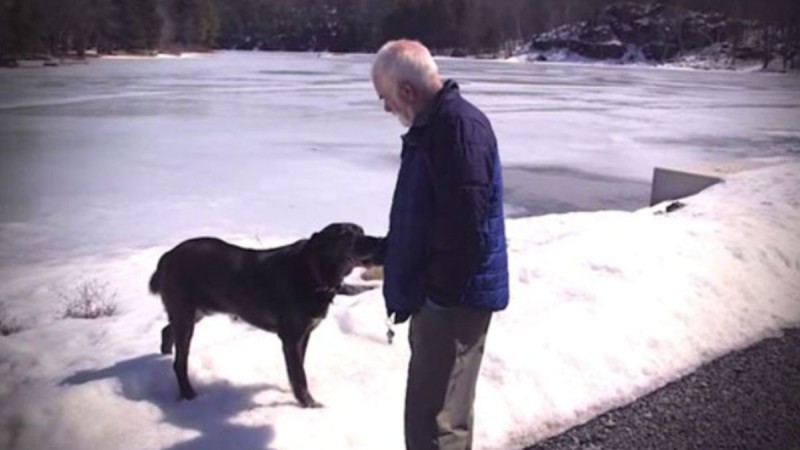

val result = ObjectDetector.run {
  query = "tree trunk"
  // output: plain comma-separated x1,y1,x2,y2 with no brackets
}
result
762,27,772,70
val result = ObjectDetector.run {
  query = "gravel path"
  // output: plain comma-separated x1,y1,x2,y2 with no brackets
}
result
524,328,800,450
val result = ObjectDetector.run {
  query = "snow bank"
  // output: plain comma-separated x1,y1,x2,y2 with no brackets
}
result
1,158,798,449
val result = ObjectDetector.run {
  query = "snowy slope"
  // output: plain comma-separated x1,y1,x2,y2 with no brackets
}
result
1,158,798,450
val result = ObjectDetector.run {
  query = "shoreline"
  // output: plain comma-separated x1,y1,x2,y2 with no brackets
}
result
3,48,794,75
99,52,209,60
2,50,211,68
503,52,798,75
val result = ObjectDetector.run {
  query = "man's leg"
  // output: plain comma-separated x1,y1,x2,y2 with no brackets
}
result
405,304,492,450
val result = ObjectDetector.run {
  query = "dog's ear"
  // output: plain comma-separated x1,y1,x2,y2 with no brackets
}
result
304,232,325,262
304,231,330,256
304,231,347,288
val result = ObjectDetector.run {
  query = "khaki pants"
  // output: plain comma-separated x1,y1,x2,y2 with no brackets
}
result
405,304,492,450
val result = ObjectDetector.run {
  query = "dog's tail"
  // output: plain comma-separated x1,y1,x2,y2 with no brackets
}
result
149,259,162,295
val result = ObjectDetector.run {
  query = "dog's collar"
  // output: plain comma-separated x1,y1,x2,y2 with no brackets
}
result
315,286,339,296
306,256,340,296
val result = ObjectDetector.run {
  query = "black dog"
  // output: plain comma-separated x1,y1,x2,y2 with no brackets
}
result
149,223,383,407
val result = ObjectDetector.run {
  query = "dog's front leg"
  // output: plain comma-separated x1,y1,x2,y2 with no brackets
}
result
280,334,322,408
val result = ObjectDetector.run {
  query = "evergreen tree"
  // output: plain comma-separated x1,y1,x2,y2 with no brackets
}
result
1,0,795,58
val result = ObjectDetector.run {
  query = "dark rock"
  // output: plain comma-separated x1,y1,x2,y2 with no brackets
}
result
642,42,679,61
574,41,628,60
578,24,617,44
735,46,766,60
450,48,468,58
524,2,768,66
0,56,18,68
665,201,686,213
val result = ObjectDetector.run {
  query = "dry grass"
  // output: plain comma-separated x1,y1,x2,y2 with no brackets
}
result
0,304,24,336
59,279,118,319
360,266,384,281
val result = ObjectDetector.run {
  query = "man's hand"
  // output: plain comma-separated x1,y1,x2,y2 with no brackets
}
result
336,283,378,296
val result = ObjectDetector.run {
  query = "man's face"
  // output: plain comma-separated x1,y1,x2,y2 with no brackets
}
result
373,73,414,127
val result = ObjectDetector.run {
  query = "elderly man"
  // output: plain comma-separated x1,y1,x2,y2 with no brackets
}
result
371,40,509,450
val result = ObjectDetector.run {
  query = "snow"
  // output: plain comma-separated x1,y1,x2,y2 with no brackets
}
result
1,159,798,450
101,53,208,60
0,52,799,449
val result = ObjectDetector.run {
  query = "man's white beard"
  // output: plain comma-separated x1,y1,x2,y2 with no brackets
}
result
395,111,413,128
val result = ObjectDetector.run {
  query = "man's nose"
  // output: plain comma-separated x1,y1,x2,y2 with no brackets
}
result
383,101,392,113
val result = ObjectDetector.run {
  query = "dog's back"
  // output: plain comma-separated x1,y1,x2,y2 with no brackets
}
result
150,237,276,315
150,237,235,292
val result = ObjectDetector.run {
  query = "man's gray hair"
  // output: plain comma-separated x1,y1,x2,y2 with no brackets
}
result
372,40,440,90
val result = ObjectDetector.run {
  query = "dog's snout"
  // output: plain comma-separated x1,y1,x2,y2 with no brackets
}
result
353,236,385,266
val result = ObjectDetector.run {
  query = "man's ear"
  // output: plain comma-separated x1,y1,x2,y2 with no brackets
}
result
398,81,415,104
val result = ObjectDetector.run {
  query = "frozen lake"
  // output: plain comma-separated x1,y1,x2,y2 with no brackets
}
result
0,51,799,450
1,51,799,266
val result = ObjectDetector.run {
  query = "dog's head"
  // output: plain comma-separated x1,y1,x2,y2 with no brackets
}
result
304,223,383,289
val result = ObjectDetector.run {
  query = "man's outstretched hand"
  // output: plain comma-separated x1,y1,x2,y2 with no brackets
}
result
336,283,378,296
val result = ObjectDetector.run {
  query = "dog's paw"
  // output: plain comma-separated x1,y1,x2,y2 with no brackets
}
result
179,389,197,401
300,397,323,408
